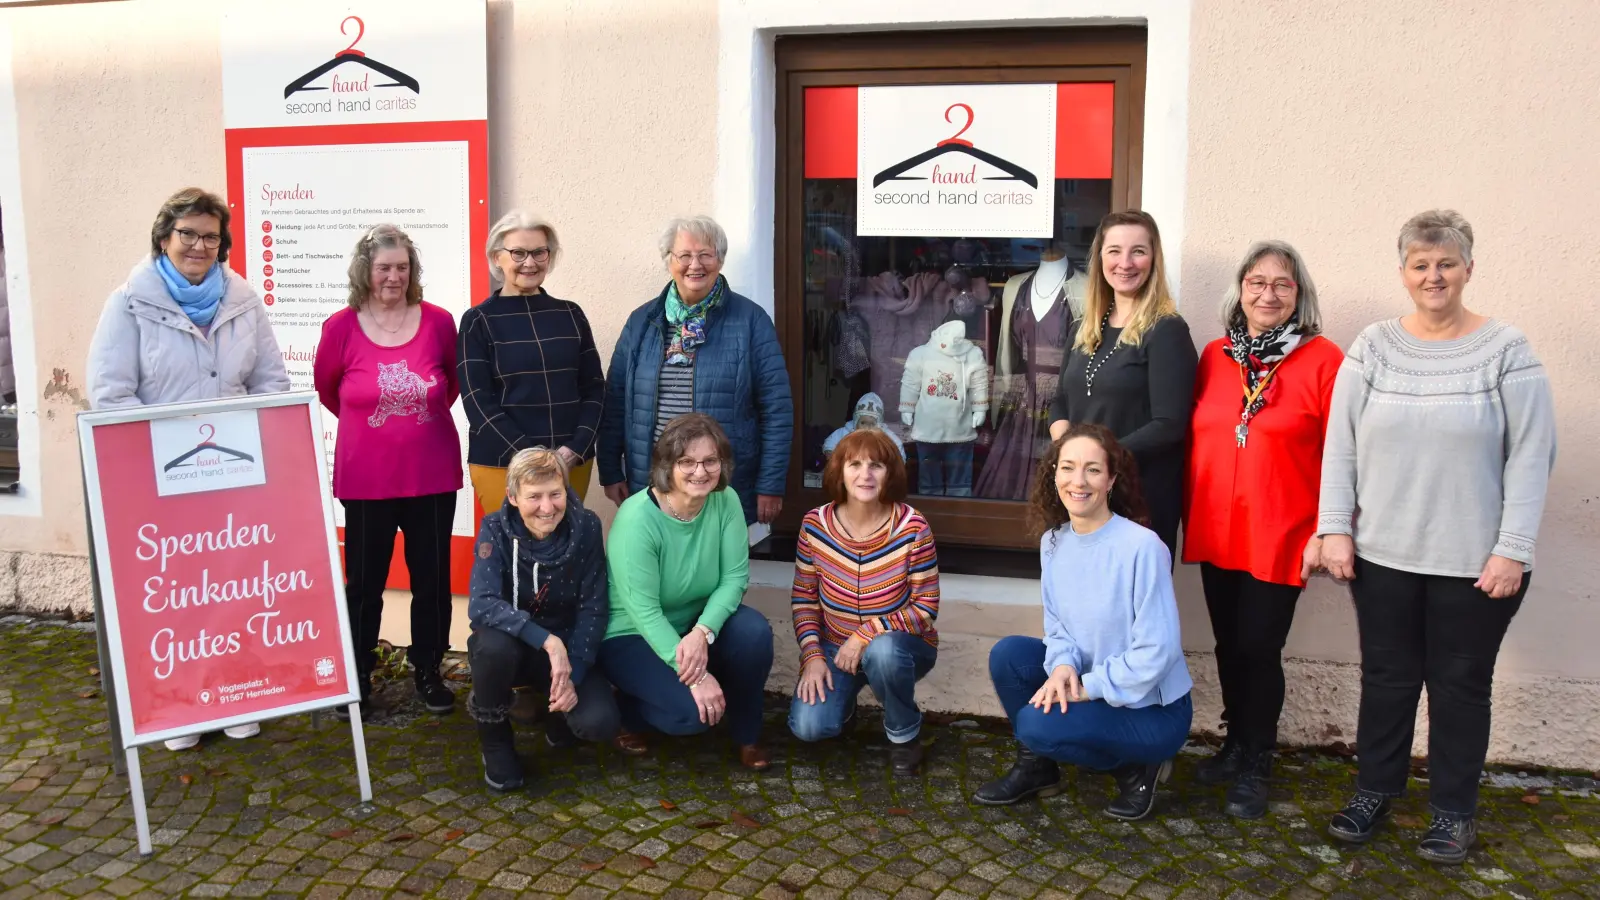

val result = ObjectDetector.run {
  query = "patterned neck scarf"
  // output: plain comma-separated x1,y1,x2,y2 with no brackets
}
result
1224,319,1304,422
664,275,727,367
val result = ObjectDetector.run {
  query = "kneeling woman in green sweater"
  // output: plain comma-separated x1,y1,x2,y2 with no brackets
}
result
599,413,775,769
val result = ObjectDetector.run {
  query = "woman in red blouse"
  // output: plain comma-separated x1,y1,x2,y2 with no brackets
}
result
1182,240,1343,820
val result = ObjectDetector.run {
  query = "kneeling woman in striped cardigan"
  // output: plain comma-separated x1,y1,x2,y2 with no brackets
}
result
788,428,941,776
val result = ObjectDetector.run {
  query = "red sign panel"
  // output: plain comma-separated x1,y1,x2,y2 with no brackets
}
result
81,396,358,745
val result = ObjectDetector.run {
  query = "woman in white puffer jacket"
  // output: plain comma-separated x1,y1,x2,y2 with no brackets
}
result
86,187,289,750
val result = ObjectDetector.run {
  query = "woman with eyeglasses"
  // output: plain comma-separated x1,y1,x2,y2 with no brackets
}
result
87,187,290,749
1181,241,1343,819
314,225,462,719
598,215,793,527
597,413,775,770
460,211,605,510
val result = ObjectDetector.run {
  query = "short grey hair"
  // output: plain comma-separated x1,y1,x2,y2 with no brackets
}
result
1398,209,1474,265
658,215,728,264
486,210,561,284
1220,240,1323,335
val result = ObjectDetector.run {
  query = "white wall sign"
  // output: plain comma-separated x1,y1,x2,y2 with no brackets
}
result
857,84,1056,237
149,411,268,497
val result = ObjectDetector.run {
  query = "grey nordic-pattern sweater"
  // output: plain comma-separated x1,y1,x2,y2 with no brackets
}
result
1316,318,1556,577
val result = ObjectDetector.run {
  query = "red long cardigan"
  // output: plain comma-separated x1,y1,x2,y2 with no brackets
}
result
1181,334,1343,587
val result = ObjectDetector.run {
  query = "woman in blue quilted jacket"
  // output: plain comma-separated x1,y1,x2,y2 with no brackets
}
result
598,216,794,526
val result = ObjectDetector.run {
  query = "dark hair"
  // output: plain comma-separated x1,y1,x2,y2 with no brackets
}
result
650,413,734,494
823,429,907,506
151,187,232,263
347,224,424,308
1028,424,1150,538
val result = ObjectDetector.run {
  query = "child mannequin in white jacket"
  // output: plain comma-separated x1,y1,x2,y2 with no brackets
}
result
899,320,989,496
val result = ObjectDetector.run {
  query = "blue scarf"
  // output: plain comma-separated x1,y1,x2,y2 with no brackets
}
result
155,256,226,327
663,275,726,366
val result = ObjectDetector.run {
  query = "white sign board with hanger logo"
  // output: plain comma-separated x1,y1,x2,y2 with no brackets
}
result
856,84,1056,237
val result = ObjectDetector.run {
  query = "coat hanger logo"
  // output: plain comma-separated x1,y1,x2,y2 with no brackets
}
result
871,103,1038,189
163,423,257,473
283,16,422,100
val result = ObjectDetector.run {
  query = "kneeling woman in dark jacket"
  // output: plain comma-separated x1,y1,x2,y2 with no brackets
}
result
975,424,1193,821
467,447,619,791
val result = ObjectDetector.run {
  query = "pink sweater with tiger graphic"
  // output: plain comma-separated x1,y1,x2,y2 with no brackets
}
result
314,303,462,500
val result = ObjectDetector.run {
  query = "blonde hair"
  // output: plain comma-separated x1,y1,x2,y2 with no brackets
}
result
346,224,423,308
505,447,569,496
1074,210,1179,353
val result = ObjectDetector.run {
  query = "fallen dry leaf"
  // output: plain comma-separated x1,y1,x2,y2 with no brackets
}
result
423,721,441,728
887,808,912,816
636,855,657,869
328,829,354,839
731,811,761,829
179,774,193,785
442,829,464,841
659,798,677,810
88,667,100,677
693,820,722,829
206,769,228,777
579,860,605,871
1522,794,1541,805
76,689,98,700
385,832,416,843
36,812,65,826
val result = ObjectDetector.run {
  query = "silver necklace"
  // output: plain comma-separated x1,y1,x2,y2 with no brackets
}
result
1084,311,1120,397
661,491,697,523
1032,266,1070,303
363,304,410,335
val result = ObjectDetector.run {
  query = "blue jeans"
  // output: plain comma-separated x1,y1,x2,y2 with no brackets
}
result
788,631,937,744
989,635,1192,769
597,605,774,746
915,441,974,497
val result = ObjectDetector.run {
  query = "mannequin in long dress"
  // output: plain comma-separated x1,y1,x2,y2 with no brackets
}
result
974,249,1086,499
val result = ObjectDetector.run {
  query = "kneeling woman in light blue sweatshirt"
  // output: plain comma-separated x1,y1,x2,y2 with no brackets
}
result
974,424,1193,821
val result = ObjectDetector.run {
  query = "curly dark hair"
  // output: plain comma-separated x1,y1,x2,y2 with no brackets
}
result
1028,423,1150,539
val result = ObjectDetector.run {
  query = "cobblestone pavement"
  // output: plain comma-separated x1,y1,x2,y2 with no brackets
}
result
1,617,1598,899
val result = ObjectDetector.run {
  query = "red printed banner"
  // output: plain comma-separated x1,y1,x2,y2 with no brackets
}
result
81,395,359,745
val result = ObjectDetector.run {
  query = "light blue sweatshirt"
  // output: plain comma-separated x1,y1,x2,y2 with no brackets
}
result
1040,514,1192,709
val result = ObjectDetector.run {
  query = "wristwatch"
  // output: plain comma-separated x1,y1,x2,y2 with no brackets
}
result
695,623,716,645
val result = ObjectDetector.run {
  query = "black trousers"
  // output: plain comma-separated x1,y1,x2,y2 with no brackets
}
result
1200,563,1301,749
1351,557,1527,816
466,628,620,742
341,492,457,687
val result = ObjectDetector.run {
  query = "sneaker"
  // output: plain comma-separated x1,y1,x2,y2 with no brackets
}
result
1417,811,1477,864
1196,736,1248,785
1224,749,1271,819
415,668,455,714
1105,759,1172,821
1327,789,1392,844
223,723,260,740
164,734,201,751
477,720,524,792
544,713,578,749
332,701,370,723
972,746,1062,806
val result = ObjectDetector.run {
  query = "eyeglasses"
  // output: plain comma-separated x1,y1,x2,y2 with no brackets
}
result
503,247,551,265
1244,276,1297,298
173,228,222,250
675,457,723,474
671,251,719,267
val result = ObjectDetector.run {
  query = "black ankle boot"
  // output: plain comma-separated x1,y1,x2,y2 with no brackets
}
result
972,746,1061,806
477,720,524,792
415,665,455,714
1417,810,1477,864
1327,789,1391,843
1105,759,1172,821
1224,748,1272,819
1196,736,1248,785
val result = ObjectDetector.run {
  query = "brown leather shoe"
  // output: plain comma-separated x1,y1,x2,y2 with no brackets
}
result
613,730,649,756
739,744,770,771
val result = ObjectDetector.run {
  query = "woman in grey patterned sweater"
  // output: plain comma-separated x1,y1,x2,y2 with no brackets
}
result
1316,210,1556,864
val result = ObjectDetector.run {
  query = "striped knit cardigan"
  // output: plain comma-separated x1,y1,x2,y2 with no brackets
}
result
790,502,940,665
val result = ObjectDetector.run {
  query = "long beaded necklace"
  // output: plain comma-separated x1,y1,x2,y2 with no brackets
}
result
1083,310,1121,397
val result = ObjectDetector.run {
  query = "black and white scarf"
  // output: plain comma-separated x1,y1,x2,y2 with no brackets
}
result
1224,321,1304,421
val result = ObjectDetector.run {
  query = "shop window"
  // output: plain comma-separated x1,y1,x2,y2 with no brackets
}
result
773,29,1146,562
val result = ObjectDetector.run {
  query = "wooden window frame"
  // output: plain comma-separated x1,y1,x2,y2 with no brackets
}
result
771,27,1148,552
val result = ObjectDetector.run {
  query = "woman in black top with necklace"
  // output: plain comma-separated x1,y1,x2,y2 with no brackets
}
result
1048,211,1198,558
